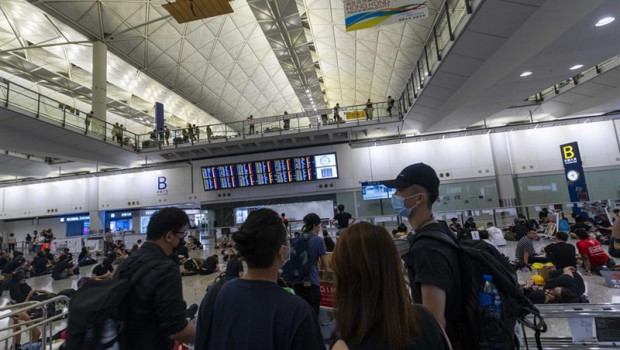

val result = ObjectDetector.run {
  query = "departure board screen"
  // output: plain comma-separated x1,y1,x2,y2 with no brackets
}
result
201,153,338,191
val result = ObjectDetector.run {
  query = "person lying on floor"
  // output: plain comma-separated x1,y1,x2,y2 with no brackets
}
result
523,266,586,304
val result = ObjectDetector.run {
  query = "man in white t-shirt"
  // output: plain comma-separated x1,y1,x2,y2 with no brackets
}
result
486,222,506,247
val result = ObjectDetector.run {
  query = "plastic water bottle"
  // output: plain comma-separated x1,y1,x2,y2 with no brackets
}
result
101,319,120,350
479,274,502,320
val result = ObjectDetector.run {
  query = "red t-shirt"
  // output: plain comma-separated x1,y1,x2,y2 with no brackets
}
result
576,238,608,266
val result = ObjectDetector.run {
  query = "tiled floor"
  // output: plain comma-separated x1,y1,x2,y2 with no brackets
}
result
1,237,618,348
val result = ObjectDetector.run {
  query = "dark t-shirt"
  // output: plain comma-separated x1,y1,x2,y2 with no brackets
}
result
44,252,55,263
197,279,323,350
334,212,352,228
409,223,462,347
9,282,32,303
201,256,218,274
92,263,113,276
344,305,449,350
32,257,48,274
115,242,188,350
224,259,243,281
543,242,576,269
513,223,529,241
544,269,585,296
51,261,73,279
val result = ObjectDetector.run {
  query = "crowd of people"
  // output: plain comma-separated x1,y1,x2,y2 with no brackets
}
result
3,163,620,350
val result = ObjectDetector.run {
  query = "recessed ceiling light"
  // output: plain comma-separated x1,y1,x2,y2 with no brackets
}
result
520,71,532,77
595,16,615,27
570,64,583,70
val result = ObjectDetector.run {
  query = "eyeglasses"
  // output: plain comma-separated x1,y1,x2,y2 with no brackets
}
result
174,231,187,239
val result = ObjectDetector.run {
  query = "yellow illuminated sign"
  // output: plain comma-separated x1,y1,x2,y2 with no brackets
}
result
562,145,575,160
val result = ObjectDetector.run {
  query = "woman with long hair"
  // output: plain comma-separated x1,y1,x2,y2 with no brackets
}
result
331,222,451,350
195,208,323,350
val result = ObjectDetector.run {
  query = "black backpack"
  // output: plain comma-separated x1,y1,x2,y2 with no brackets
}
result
281,233,313,284
64,260,160,350
411,229,547,350
195,272,228,350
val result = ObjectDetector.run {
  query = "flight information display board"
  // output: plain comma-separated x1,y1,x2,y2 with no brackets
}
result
201,153,338,191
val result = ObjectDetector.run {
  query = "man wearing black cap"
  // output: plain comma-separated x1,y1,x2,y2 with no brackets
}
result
287,213,330,322
382,163,463,349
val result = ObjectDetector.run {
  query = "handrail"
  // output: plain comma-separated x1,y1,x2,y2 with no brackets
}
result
398,0,479,120
134,99,402,151
522,304,620,349
522,55,620,105
0,295,70,349
0,76,403,153
0,77,140,150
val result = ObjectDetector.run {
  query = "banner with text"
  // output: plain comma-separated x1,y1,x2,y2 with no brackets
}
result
560,142,589,202
344,0,428,32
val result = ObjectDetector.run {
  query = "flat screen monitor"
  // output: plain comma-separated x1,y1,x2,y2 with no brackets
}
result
361,181,396,200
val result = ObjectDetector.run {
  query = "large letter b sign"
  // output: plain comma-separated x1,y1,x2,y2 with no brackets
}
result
158,176,168,190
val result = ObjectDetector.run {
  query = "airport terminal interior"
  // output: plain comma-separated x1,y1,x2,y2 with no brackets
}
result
1,0,620,348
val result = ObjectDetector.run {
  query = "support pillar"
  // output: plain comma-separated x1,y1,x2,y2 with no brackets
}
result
92,41,107,133
489,133,519,207
86,177,105,234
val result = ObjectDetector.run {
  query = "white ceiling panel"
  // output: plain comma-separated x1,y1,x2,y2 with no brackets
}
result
300,0,443,107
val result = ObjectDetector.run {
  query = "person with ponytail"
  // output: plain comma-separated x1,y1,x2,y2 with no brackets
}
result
195,208,323,350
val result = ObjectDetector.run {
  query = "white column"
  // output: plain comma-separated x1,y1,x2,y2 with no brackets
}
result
86,178,104,234
489,133,518,206
92,41,107,127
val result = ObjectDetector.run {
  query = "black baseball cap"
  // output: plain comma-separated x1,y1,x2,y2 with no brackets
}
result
381,163,440,190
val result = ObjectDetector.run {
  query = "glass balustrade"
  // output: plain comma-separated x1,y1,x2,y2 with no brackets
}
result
0,74,403,153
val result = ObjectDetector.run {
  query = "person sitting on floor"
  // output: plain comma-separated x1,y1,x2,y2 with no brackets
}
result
542,231,577,269
31,251,51,276
575,228,616,275
91,258,114,281
0,251,8,271
479,230,498,249
51,255,76,280
200,254,220,275
113,245,128,265
516,230,548,268
8,262,55,303
43,248,55,265
78,247,97,267
486,222,507,247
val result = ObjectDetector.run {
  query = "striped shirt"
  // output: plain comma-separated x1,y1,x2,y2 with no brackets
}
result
515,236,535,262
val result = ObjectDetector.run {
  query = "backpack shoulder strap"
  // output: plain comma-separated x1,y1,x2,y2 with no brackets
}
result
413,229,460,250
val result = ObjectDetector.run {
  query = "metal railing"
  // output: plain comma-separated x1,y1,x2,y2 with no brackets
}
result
0,77,402,154
398,0,478,118
135,100,402,151
0,78,139,150
522,304,620,349
522,55,620,106
0,296,70,349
